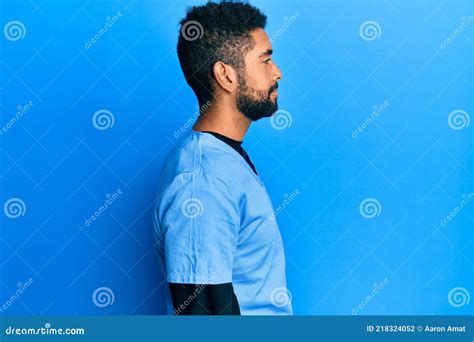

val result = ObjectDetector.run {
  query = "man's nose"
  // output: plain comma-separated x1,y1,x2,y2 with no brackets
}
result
273,63,282,81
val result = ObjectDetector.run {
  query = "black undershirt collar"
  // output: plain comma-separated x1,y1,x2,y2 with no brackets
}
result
202,131,258,175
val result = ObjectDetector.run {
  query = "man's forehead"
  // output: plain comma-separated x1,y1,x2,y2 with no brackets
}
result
249,28,272,56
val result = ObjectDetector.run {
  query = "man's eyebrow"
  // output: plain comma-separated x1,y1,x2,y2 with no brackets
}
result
258,49,273,58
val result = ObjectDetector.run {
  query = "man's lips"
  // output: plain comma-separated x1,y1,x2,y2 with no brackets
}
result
269,84,279,96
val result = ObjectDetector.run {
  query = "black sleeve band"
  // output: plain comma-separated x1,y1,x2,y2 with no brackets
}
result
169,283,241,315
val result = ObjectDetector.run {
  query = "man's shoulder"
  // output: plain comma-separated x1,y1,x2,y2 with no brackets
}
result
158,132,234,194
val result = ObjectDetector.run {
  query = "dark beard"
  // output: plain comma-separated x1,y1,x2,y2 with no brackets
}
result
236,78,278,122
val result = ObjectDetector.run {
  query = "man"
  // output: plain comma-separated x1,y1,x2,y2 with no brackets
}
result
153,1,292,315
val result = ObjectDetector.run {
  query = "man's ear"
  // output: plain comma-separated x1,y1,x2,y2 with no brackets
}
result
212,61,238,93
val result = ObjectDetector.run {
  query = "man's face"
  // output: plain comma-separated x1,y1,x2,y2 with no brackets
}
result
236,28,283,122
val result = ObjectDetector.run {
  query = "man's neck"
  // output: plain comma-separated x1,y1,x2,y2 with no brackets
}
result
193,102,251,141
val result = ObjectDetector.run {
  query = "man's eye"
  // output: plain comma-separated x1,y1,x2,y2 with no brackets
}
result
264,58,271,64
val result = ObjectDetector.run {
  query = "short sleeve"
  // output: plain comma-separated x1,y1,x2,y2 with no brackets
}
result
156,171,240,284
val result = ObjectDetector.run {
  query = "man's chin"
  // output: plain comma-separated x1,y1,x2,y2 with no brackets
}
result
237,96,278,122
248,109,277,121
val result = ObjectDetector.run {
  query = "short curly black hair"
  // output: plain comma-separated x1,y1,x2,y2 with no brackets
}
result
177,1,267,108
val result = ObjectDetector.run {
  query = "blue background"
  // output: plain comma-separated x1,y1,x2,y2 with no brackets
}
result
1,0,472,316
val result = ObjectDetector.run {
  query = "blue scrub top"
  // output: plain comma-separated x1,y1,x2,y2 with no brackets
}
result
153,129,292,315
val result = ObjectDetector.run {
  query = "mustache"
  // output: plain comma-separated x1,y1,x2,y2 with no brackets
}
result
268,83,279,96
